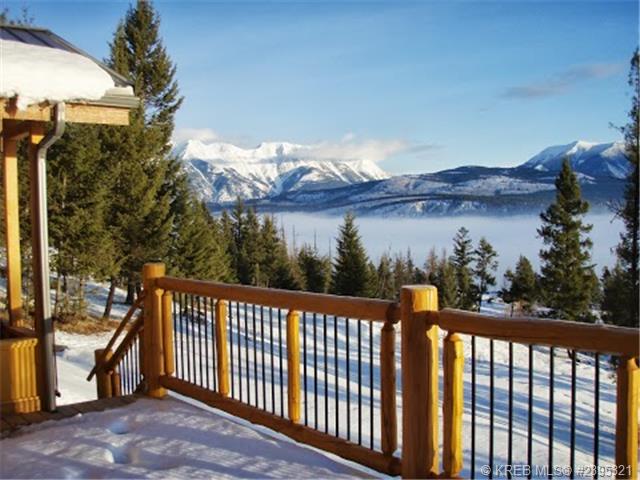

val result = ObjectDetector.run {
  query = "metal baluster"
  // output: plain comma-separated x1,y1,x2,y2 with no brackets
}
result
324,314,328,435
253,304,258,407
270,307,275,413
346,318,351,441
548,347,554,480
570,351,577,479
229,301,235,398
236,301,242,402
489,339,494,479
204,296,210,390
358,319,362,446
314,312,318,430
334,315,339,437
369,320,374,450
527,344,533,480
278,309,284,416
471,335,476,478
303,312,308,426
593,353,600,479
261,305,266,410
197,296,203,386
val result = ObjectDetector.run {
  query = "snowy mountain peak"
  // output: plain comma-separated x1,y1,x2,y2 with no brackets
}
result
176,138,390,204
521,140,628,179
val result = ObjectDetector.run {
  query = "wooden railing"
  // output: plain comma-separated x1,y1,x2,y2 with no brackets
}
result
93,263,639,479
90,296,145,398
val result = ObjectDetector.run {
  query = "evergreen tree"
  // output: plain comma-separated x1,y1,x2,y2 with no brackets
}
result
436,254,458,309
602,49,640,328
502,255,538,314
473,237,498,310
424,248,439,286
47,125,115,318
297,244,330,293
101,1,183,304
538,159,598,321
330,213,372,297
375,253,395,299
451,227,475,310
259,216,299,290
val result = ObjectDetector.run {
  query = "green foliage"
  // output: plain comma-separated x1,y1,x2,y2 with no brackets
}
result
502,255,538,313
451,227,476,310
330,213,373,297
375,253,395,299
298,244,330,293
603,49,639,328
473,237,498,309
100,0,184,301
538,159,598,321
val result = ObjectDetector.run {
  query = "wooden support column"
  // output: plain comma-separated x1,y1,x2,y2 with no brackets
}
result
215,300,230,396
400,285,439,479
615,356,638,479
286,309,301,422
380,320,398,456
142,263,166,398
162,291,174,376
2,133,23,326
443,332,464,478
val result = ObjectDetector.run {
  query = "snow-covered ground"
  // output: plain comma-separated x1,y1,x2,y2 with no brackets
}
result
0,396,365,478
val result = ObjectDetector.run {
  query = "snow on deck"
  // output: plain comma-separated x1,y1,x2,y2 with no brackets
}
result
0,396,366,479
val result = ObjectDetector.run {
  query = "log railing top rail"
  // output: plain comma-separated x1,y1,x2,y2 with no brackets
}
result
437,308,639,357
156,276,401,323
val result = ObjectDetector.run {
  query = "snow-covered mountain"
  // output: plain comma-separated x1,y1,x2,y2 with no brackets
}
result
176,139,390,204
520,140,628,179
178,138,629,216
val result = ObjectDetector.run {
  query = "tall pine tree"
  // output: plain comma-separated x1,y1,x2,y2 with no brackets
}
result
538,159,598,321
502,255,538,314
451,227,475,310
602,49,639,328
102,1,183,305
298,244,330,293
473,237,498,310
330,213,372,297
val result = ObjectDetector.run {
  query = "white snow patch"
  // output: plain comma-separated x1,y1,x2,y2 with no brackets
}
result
0,39,120,110
0,397,364,478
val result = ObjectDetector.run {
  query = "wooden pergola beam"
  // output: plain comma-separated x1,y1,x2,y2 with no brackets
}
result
1,99,131,126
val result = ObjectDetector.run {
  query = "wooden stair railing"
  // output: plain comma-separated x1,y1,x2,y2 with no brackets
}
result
88,296,146,398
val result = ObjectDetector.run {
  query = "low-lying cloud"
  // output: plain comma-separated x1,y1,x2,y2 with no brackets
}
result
501,62,623,100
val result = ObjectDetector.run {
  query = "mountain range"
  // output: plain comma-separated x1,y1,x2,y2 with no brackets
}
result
176,139,629,216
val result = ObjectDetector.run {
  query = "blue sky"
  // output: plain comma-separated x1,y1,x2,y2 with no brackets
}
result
9,1,638,173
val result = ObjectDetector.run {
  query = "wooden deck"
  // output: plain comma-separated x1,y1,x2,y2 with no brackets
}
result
0,395,139,439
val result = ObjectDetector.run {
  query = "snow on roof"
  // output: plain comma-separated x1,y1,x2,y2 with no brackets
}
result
0,396,362,478
0,38,132,110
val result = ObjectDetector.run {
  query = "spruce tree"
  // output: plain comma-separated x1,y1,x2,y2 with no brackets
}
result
259,216,299,290
330,213,372,297
375,253,395,299
451,227,475,310
473,237,498,310
101,1,183,304
502,255,538,314
47,125,115,318
437,255,459,309
297,244,330,293
538,159,598,321
602,50,639,328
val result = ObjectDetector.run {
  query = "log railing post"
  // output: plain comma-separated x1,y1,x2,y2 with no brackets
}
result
380,320,398,456
401,285,439,479
94,348,113,399
443,332,464,478
142,263,166,398
286,309,301,422
615,356,638,479
215,299,230,396
162,291,174,376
